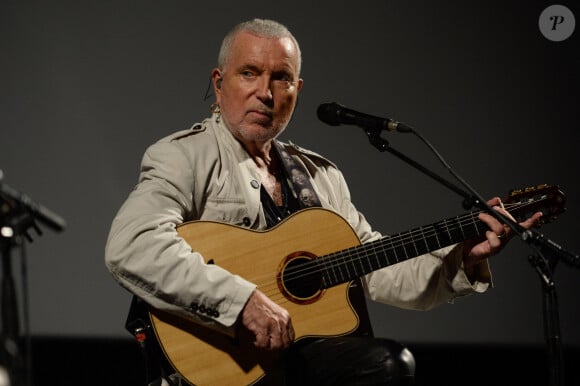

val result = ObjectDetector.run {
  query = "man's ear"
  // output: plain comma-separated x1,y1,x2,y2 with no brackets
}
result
211,68,223,94
297,78,304,92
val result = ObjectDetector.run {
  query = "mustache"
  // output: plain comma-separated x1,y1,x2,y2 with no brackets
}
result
247,106,273,118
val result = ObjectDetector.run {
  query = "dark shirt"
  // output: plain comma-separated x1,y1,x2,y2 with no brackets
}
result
261,176,302,228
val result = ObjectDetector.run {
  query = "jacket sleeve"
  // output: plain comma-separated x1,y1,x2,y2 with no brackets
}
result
104,138,255,337
321,164,492,311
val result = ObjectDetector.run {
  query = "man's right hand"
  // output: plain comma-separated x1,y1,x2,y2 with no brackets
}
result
241,289,295,351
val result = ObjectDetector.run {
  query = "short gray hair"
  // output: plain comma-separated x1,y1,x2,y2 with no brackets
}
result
217,18,302,75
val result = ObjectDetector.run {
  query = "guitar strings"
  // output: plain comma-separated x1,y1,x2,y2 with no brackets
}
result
283,201,521,282
257,199,545,303
258,204,496,302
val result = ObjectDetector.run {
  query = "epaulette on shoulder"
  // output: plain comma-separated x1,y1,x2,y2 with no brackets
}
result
166,123,206,142
285,140,337,168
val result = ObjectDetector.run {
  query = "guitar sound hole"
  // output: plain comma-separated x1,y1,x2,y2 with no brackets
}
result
282,256,322,300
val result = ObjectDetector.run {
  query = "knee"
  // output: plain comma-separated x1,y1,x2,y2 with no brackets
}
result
375,338,416,384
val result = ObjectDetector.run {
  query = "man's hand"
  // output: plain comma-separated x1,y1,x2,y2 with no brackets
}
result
462,197,543,270
240,290,295,351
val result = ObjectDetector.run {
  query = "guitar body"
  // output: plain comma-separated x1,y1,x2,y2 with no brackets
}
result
149,208,363,385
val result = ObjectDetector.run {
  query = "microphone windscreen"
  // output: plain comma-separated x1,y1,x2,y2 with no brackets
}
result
316,102,342,126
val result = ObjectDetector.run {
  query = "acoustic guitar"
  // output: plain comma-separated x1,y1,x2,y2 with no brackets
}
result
148,184,564,385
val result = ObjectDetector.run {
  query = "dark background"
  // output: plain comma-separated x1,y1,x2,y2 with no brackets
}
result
1,1,578,384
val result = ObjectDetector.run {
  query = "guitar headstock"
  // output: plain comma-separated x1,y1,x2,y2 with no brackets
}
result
505,184,565,226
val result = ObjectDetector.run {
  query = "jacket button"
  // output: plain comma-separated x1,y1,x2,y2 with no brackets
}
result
242,217,251,226
190,303,198,312
250,180,260,189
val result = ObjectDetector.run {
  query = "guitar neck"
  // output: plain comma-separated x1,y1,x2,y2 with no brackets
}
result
318,210,485,288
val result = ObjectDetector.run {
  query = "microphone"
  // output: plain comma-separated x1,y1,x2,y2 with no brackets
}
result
0,181,67,233
317,102,412,133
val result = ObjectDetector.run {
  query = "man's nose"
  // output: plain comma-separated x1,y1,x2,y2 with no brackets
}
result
255,76,273,100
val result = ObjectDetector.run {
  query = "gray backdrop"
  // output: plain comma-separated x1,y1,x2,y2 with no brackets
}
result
1,1,578,348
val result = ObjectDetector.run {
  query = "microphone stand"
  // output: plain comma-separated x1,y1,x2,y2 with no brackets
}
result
0,211,32,386
521,226,579,386
528,252,563,386
0,176,67,386
360,127,579,386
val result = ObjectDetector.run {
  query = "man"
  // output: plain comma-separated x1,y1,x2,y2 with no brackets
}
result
105,19,541,385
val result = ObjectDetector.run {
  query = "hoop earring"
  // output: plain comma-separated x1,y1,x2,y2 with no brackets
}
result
210,102,221,123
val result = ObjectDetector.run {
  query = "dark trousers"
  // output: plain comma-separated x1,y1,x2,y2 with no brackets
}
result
283,336,416,386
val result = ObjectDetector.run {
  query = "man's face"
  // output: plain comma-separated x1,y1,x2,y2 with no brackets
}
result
213,31,303,145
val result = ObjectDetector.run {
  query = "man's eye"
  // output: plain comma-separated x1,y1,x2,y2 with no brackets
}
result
241,71,255,78
274,74,291,82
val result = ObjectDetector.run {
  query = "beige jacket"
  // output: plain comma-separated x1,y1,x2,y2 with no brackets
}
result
105,114,490,337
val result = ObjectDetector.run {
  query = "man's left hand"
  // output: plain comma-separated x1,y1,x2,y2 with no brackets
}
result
462,197,543,270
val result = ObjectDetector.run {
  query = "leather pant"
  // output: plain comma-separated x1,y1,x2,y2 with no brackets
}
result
283,336,416,386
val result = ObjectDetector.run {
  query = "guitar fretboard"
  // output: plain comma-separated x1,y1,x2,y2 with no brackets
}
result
318,211,485,288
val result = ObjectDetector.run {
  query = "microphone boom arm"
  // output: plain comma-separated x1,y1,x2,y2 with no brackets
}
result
363,128,481,210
